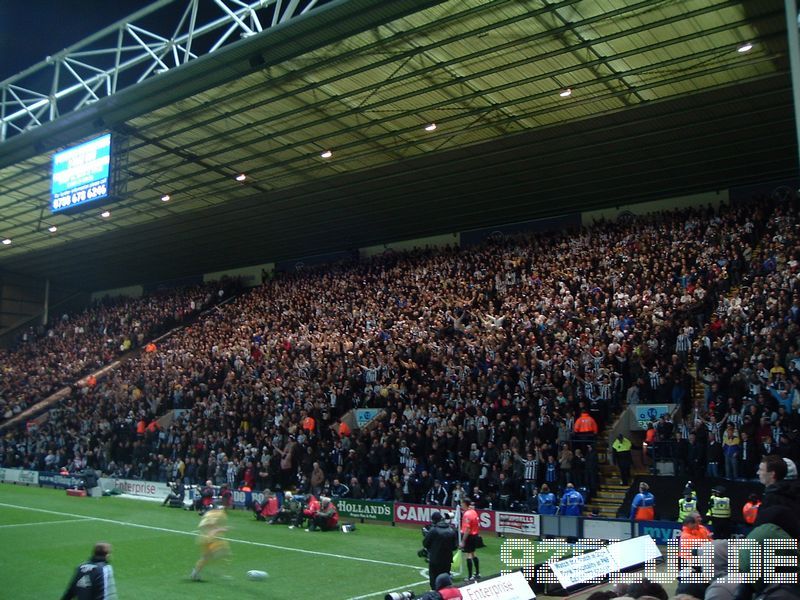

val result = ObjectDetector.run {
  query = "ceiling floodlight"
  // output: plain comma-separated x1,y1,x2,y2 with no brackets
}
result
101,211,111,218
2,238,11,245
320,150,333,159
235,173,247,182
559,88,572,98
161,194,171,202
737,42,753,53
424,123,437,132
48,225,58,233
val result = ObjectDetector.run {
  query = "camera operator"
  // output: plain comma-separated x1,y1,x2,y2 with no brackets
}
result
162,478,185,508
252,490,279,521
294,494,320,529
270,491,301,525
194,480,215,514
423,511,458,590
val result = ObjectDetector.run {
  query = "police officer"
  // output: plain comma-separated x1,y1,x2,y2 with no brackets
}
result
559,483,585,516
630,482,655,521
537,483,558,515
423,511,458,590
708,485,732,539
677,489,697,523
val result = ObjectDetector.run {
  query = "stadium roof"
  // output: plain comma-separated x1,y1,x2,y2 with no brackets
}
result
0,0,795,291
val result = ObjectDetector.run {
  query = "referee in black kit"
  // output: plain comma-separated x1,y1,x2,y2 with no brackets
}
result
423,511,458,590
62,542,117,600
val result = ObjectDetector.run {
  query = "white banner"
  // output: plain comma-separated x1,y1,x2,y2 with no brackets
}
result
99,478,171,500
549,547,615,588
0,468,39,485
549,536,662,589
495,511,541,536
460,571,535,600
606,535,661,570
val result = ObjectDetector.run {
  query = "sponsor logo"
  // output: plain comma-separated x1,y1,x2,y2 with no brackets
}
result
114,480,157,496
394,503,494,529
39,472,83,488
337,499,392,521
19,471,37,483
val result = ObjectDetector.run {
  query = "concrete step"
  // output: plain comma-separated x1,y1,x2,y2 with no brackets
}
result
594,493,626,501
599,484,630,491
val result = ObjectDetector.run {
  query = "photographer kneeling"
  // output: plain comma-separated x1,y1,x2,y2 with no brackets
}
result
270,491,301,525
308,497,339,532
423,511,458,590
162,479,185,508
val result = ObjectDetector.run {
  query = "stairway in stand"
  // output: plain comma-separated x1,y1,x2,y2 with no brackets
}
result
588,416,647,519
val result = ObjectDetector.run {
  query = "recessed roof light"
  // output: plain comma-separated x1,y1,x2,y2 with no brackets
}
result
101,211,111,218
48,225,58,233
2,238,11,245
320,150,333,159
424,123,437,132
559,88,572,98
235,173,247,182
161,194,170,202
737,42,753,53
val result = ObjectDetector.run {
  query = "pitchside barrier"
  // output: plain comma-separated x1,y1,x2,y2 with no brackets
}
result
0,468,726,541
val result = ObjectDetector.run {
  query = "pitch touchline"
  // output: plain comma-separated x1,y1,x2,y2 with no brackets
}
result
346,579,429,600
0,517,93,529
0,502,420,570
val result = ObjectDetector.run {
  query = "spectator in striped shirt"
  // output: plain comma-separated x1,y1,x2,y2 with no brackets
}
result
514,449,539,509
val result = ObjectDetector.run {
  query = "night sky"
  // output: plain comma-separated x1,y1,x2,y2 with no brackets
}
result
0,1,166,82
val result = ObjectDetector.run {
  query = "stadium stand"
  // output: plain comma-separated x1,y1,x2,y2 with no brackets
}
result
1,197,798,512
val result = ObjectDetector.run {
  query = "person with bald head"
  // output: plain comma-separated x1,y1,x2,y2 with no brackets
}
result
61,542,117,599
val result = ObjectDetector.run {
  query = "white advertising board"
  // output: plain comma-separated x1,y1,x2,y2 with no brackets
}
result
460,571,535,600
496,512,541,536
99,478,171,501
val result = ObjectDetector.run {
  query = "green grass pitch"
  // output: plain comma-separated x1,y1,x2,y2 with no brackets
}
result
0,484,514,599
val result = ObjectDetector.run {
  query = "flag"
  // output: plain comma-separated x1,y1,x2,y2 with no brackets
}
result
451,549,462,575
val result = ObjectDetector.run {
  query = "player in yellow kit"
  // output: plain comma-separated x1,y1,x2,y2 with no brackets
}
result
190,508,230,581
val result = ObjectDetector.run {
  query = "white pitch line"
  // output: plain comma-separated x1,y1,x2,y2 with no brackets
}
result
0,502,420,570
0,518,93,529
346,579,429,600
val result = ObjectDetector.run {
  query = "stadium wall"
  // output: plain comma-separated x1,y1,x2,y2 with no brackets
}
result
90,284,144,302
203,262,274,287
360,232,460,258
581,189,727,224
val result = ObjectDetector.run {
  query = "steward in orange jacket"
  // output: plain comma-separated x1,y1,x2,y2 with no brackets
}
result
573,411,599,434
742,494,760,525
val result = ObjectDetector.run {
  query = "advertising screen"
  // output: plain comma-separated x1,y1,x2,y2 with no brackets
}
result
51,133,111,213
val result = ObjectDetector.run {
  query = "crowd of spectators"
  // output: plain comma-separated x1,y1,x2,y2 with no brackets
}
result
1,197,798,514
0,281,237,423
638,202,800,480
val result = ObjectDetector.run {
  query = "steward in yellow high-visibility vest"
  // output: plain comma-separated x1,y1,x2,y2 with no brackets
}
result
708,485,732,539
677,493,697,522
612,434,633,485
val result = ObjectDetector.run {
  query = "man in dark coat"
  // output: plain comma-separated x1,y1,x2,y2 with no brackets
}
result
422,511,458,590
